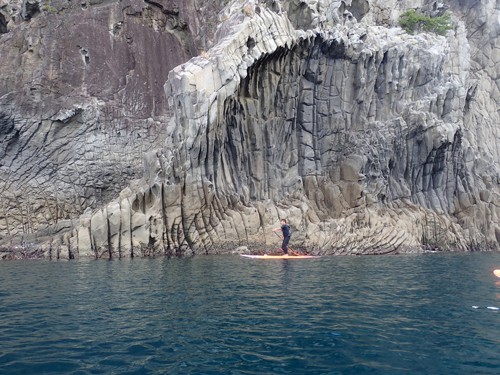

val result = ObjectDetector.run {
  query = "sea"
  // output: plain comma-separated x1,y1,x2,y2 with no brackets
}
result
1,252,500,374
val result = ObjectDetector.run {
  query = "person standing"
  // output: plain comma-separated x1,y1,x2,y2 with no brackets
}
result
273,219,291,255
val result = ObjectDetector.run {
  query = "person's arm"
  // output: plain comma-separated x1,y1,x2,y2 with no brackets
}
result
272,226,282,232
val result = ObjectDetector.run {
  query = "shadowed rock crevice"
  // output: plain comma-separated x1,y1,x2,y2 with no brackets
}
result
21,0,40,20
0,12,8,33
217,34,468,219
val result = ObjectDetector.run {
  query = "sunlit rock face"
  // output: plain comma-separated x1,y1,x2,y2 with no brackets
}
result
2,0,500,258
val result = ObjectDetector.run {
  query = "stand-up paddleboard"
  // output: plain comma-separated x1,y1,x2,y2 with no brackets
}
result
494,270,500,278
240,254,320,259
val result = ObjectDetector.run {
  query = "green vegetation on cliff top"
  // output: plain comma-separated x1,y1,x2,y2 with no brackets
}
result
399,9,453,36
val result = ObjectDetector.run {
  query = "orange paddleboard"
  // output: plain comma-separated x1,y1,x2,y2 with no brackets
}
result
240,254,320,259
493,270,500,278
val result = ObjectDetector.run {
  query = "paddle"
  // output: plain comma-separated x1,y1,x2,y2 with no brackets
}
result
272,231,302,256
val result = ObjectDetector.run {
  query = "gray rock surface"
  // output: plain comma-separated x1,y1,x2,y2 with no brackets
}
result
0,0,227,257
1,0,500,258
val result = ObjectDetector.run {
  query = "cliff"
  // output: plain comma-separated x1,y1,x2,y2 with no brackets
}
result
1,0,500,258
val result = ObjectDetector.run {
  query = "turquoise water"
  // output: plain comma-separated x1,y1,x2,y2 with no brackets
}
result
1,252,500,374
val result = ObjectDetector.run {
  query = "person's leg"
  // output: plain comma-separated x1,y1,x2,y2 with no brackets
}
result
282,236,290,254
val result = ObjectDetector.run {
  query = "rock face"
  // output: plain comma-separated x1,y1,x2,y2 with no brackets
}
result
0,0,227,257
1,0,500,258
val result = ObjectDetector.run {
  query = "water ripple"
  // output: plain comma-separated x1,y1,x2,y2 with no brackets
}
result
1,253,500,374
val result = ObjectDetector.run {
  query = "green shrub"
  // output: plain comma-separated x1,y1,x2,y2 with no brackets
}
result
399,9,453,36
41,4,57,13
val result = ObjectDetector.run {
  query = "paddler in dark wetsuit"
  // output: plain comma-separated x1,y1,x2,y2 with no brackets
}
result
273,219,291,256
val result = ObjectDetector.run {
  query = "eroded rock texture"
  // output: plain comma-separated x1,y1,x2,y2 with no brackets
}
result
0,0,227,257
1,0,500,258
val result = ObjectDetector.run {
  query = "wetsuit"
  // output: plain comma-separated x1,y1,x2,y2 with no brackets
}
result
281,224,291,254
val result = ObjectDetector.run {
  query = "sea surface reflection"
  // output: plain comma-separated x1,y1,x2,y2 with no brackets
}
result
1,252,500,374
